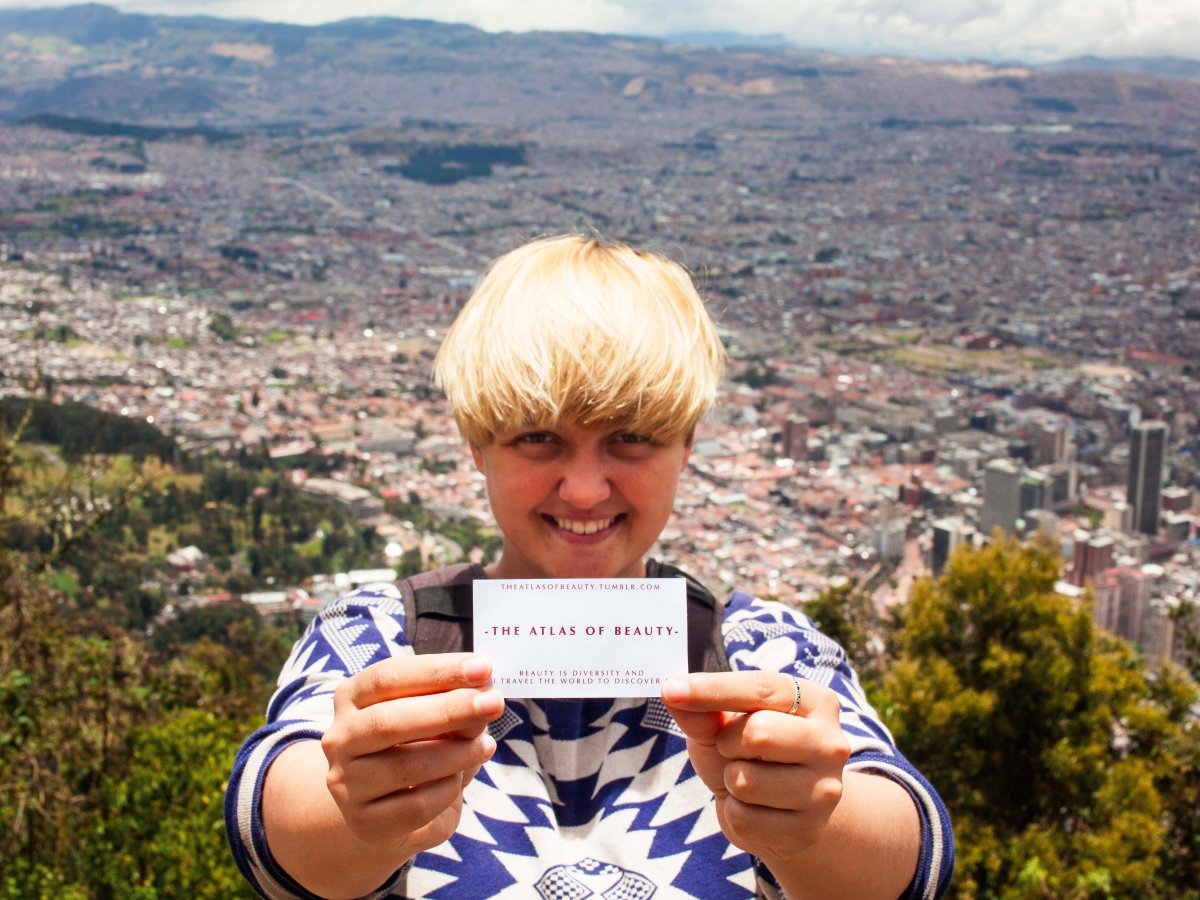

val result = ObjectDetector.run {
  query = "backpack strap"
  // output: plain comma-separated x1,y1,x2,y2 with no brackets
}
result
646,558,731,674
398,561,730,673
397,563,485,655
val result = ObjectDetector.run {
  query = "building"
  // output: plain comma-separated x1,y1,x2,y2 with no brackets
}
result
781,415,809,461
1033,420,1070,466
1162,485,1193,514
874,517,908,561
1043,462,1077,511
1141,596,1178,669
1020,470,1049,517
1163,513,1195,544
301,477,385,519
1070,530,1114,587
931,516,975,576
1115,567,1153,646
1127,421,1168,535
981,458,1022,536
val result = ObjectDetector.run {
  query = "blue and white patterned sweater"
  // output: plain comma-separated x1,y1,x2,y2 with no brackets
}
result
226,582,954,899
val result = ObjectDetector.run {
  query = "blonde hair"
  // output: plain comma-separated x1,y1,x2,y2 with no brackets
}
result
434,234,725,446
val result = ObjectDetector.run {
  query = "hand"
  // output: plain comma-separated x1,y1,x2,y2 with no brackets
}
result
661,672,850,864
320,653,503,857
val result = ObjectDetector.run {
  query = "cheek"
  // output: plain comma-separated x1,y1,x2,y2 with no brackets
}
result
641,467,682,512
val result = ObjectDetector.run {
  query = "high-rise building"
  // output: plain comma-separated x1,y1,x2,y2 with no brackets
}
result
1019,470,1049,517
1044,462,1077,511
1127,421,1168,535
1115,567,1153,646
1070,530,1114,587
1033,420,1070,466
1141,596,1178,669
1091,570,1121,634
931,517,975,576
981,458,1022,536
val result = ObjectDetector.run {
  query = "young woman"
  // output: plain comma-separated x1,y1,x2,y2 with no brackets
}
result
226,235,954,899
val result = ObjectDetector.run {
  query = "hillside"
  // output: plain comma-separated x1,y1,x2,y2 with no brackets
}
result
2,4,1199,138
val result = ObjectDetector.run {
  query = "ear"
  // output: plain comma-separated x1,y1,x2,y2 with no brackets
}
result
469,442,484,471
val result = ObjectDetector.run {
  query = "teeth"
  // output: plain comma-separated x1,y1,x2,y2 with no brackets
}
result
555,517,614,535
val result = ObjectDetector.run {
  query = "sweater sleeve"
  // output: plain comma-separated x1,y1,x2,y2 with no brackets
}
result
223,583,413,899
722,591,955,900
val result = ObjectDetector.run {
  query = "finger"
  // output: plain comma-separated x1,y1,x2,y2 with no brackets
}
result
715,710,850,767
681,737,730,796
350,771,466,842
339,653,492,711
662,699,726,741
333,733,497,805
662,672,833,719
326,687,504,758
718,794,830,859
446,721,489,742
722,758,842,812
399,795,469,856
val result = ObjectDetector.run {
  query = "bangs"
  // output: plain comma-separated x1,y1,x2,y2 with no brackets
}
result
435,235,724,446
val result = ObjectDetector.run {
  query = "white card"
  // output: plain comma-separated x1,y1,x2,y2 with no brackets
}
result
472,579,688,698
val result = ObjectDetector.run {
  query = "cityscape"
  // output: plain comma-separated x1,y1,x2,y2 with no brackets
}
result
1,6,1199,670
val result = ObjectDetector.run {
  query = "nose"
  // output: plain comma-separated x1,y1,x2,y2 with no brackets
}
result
557,453,612,509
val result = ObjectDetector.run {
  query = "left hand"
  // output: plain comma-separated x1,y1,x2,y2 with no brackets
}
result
660,672,851,864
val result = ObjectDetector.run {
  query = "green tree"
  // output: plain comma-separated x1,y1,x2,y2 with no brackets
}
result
879,533,1200,897
90,709,256,897
0,395,280,896
802,580,880,685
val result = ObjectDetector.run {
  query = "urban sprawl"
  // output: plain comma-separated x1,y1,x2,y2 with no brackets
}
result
1,91,1198,668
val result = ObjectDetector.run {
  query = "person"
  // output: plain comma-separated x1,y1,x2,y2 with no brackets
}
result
225,234,954,899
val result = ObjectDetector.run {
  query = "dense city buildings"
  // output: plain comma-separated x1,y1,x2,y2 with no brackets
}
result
0,10,1198,669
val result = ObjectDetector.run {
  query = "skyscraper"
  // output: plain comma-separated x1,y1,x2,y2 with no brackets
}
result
1070,530,1114,587
1127,421,1167,535
931,517,975,576
1032,420,1070,466
981,458,1022,536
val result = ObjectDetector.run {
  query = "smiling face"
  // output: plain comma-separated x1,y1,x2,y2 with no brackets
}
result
471,421,691,580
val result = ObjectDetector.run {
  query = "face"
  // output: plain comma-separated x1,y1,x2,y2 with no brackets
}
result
470,421,691,580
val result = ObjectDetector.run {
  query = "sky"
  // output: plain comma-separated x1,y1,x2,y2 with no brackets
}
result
2,0,1199,64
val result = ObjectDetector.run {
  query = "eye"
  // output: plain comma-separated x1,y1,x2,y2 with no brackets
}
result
610,432,659,456
504,431,560,456
613,432,652,444
514,431,555,445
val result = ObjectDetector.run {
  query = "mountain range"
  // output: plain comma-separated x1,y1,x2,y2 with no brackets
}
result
1,4,1198,137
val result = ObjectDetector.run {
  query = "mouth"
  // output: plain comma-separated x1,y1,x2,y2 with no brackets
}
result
545,514,624,536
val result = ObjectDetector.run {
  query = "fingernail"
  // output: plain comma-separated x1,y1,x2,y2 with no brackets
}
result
462,656,491,684
474,689,504,716
480,733,497,757
661,677,689,703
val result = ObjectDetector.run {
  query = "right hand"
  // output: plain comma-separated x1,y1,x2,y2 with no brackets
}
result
320,652,503,857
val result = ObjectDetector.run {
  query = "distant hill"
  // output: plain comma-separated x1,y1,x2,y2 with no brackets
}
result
1,4,1199,134
660,31,795,49
1045,55,1200,80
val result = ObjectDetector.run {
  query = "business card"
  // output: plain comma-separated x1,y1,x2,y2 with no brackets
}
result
472,579,688,698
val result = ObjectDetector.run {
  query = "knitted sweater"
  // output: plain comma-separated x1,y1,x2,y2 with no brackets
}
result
226,580,954,899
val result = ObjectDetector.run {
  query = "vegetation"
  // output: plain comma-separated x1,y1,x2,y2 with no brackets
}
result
389,142,527,185
0,399,269,896
4,393,1200,897
878,533,1200,897
19,113,241,144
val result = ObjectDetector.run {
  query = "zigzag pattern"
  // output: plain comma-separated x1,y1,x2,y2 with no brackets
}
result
231,583,950,898
404,697,757,898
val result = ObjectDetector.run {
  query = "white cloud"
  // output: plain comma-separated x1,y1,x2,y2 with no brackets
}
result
1,0,1197,62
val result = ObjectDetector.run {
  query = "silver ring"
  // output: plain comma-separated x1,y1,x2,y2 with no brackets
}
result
786,676,803,715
